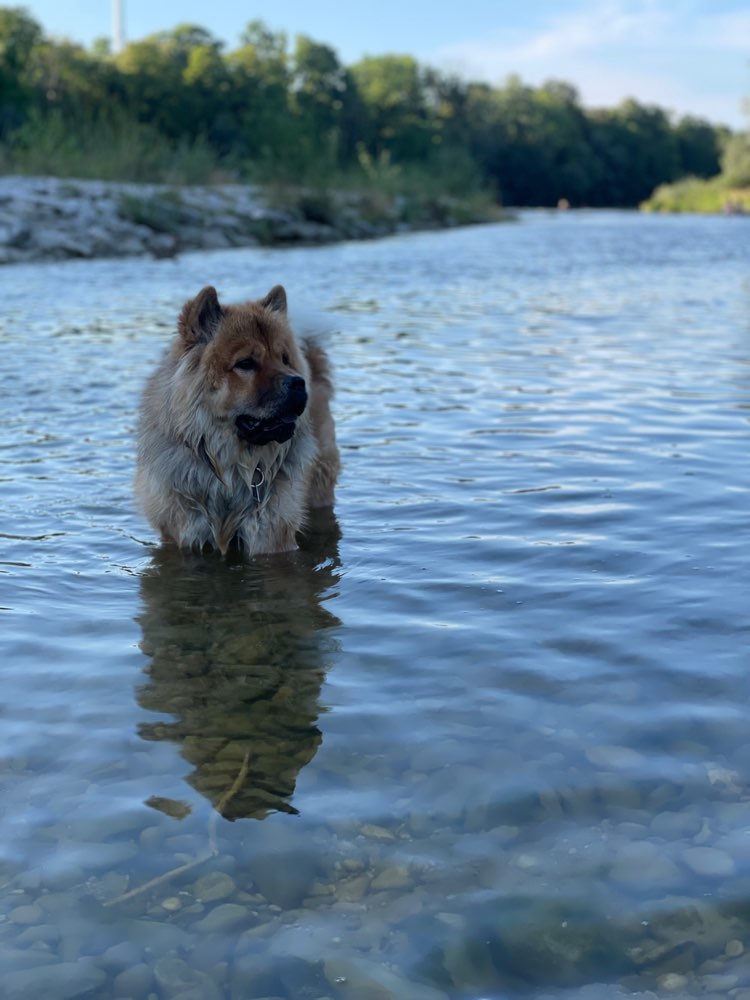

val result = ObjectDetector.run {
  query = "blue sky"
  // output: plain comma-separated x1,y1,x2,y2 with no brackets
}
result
20,0,750,128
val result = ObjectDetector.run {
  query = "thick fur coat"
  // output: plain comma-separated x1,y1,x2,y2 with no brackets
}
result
135,284,339,555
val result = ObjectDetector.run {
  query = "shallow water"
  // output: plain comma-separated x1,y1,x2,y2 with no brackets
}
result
1,212,749,999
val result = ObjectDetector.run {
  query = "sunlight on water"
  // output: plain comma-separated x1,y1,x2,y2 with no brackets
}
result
1,212,749,999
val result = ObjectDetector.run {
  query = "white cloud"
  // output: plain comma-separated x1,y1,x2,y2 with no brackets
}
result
432,0,747,127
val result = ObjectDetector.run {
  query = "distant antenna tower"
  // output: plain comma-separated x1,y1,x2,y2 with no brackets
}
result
112,0,125,53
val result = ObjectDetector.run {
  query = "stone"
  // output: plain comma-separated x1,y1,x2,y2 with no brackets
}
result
370,865,413,891
699,973,738,991
0,946,59,972
324,955,449,1000
100,940,142,970
360,824,396,841
609,841,682,889
656,973,689,993
335,874,371,903
725,938,744,957
15,923,61,947
585,745,643,770
192,871,237,902
192,903,249,934
9,903,44,925
650,810,703,839
112,962,153,997
247,850,319,909
4,959,107,1000
681,847,735,877
153,955,222,1000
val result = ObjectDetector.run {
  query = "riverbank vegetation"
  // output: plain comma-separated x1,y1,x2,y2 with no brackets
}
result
641,131,750,214
0,6,736,209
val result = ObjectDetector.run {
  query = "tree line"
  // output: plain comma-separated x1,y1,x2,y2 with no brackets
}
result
0,6,730,206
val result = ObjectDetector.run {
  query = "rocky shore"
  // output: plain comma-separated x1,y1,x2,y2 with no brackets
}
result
0,175,500,265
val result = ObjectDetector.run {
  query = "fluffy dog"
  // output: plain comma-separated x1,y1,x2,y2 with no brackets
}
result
135,284,339,555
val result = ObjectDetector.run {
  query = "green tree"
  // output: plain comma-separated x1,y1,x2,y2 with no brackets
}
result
588,100,680,206
350,54,431,161
0,6,43,131
225,21,294,166
674,115,723,178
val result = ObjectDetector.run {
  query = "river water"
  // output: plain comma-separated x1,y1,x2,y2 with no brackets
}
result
1,212,749,999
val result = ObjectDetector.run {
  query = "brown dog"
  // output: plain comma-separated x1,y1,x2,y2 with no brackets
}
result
135,284,339,555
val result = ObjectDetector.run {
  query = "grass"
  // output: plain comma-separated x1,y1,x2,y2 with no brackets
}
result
641,175,750,214
0,111,220,185
261,146,504,230
0,113,504,232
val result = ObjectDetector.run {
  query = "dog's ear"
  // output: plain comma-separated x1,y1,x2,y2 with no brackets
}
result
178,286,223,346
260,285,287,315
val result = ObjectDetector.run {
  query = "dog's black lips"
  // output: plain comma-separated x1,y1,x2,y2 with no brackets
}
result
235,413,298,445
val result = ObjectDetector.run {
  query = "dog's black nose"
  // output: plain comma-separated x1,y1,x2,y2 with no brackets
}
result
284,375,307,416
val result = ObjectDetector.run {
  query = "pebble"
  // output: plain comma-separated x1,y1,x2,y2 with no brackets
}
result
699,973,738,991
4,959,106,1000
650,810,703,839
360,823,396,841
192,902,248,934
725,938,744,958
585,745,643,770
247,851,319,908
335,874,371,903
656,972,689,992
681,846,735,877
9,903,44,925
609,841,682,888
113,962,153,996
15,923,60,947
153,955,222,1000
192,871,236,902
341,858,366,874
100,940,142,969
324,955,449,1000
0,946,58,972
370,865,413,891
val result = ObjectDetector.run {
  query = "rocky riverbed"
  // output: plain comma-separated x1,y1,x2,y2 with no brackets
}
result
0,175,500,265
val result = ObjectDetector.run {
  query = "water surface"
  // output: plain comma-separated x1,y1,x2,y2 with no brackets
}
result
2,212,750,999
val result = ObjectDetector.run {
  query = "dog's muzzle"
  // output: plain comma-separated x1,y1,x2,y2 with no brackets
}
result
236,376,307,446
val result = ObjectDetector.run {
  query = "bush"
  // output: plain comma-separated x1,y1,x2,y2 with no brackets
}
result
1,111,219,184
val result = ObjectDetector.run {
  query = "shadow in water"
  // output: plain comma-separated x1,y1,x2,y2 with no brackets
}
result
135,509,341,821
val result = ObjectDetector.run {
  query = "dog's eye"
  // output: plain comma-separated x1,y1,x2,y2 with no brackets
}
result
282,352,290,366
234,357,258,372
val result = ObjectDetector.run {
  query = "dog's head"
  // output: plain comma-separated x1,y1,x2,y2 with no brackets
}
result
177,284,308,446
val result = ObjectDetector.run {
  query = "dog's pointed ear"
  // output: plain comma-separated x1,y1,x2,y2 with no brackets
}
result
178,286,223,346
260,284,287,315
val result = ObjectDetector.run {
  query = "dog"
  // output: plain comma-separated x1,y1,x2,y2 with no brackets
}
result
135,284,339,555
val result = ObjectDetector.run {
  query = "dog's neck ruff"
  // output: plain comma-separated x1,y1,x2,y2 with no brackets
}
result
190,435,287,510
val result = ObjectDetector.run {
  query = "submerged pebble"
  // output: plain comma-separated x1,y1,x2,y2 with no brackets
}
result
4,959,106,1000
192,903,249,934
370,865,413,891
681,847,735,877
192,871,236,902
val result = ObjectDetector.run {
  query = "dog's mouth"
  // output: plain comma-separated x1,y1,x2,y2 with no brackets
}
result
235,412,299,445
236,380,307,447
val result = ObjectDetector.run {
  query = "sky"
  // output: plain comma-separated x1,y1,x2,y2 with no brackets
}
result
19,0,750,128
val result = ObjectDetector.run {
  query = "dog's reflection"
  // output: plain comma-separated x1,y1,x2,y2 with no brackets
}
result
135,509,341,821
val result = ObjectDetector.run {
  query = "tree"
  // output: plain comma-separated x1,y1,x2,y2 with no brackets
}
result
674,115,723,178
225,21,294,165
350,54,432,161
0,6,43,131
